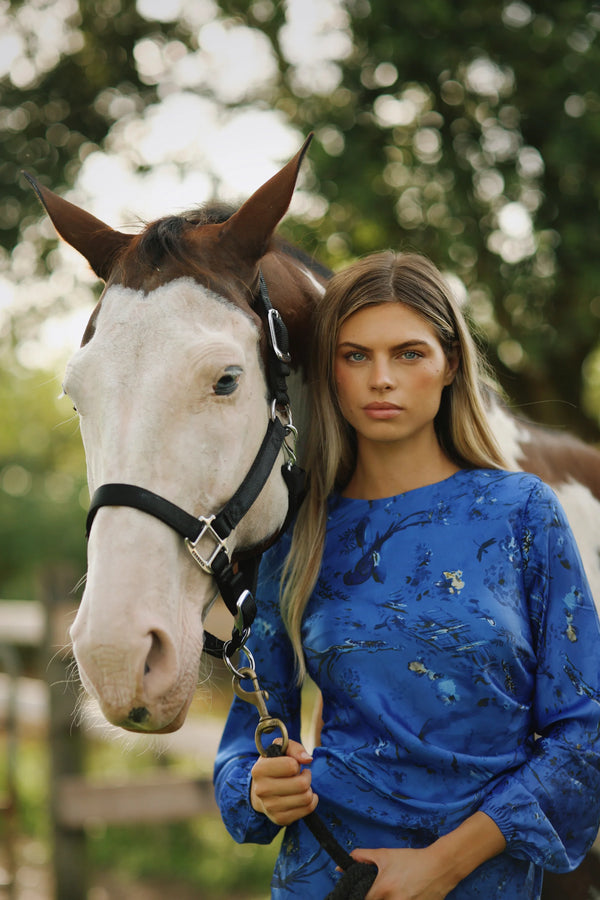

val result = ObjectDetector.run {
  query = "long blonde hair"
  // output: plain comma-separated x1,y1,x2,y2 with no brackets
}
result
282,251,508,679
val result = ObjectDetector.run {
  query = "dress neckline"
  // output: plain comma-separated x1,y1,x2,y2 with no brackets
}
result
332,468,474,507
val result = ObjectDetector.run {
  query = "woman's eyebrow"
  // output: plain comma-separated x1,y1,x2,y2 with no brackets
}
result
337,339,431,351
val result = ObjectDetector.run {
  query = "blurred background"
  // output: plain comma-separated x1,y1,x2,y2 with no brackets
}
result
1,0,599,896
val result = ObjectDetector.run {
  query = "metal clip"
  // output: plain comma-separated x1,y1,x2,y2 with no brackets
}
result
283,422,299,467
233,665,289,757
270,403,299,464
267,308,292,363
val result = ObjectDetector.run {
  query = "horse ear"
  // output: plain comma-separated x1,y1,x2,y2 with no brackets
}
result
23,172,133,282
218,133,313,265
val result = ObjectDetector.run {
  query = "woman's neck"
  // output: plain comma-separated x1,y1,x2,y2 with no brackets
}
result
342,435,460,500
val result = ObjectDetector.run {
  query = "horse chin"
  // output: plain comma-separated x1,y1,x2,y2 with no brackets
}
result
107,686,196,735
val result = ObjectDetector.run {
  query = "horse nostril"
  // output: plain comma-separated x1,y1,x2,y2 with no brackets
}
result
128,706,150,724
142,629,178,700
144,631,163,676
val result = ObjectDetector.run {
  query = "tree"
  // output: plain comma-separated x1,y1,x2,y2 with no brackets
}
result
267,0,600,438
2,0,599,441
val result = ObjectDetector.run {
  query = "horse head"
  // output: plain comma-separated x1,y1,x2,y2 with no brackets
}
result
28,136,326,733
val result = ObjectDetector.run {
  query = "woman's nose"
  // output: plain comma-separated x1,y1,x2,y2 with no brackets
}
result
369,358,395,391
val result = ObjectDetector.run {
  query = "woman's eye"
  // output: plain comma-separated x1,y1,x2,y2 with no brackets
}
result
214,366,243,396
346,351,366,362
401,350,420,360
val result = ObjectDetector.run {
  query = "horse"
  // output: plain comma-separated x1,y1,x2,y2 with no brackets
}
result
27,136,600,896
26,136,328,733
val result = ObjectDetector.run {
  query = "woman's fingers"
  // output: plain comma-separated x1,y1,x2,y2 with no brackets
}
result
250,739,318,825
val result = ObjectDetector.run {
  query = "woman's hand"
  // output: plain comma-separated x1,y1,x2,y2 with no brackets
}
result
350,846,455,900
250,739,319,826
351,811,506,900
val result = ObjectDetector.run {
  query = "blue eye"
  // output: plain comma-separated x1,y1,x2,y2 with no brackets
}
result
214,366,243,396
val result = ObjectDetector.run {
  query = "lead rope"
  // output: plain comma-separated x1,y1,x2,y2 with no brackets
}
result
228,650,377,900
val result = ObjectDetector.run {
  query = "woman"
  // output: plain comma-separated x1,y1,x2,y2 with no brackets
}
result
213,252,600,899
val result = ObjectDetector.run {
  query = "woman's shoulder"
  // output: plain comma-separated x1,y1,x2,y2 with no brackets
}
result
463,467,545,493
467,467,558,499
323,470,562,536
453,469,571,540
454,467,561,510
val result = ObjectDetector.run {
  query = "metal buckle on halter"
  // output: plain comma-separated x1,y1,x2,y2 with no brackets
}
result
185,515,229,574
267,308,292,363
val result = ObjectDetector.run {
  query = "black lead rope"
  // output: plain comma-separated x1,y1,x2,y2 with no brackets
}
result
265,742,377,899
232,663,377,900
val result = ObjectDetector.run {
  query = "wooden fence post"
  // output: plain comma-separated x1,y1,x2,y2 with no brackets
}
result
39,566,86,900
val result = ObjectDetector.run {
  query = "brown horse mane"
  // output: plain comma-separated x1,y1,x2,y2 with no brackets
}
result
130,201,331,282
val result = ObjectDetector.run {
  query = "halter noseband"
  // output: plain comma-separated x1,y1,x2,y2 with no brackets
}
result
85,271,306,661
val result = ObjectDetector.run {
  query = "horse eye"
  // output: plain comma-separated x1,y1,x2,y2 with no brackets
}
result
214,366,243,396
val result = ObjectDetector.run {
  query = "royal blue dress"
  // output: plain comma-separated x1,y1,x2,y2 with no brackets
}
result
214,470,600,898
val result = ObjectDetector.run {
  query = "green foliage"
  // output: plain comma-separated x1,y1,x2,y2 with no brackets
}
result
89,818,278,897
0,358,87,598
2,0,599,438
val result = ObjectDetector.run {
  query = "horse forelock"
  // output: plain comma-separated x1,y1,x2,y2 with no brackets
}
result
119,201,329,288
80,202,328,360
132,203,236,271
80,203,251,347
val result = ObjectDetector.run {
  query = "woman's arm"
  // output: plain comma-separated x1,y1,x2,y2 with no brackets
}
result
476,482,600,871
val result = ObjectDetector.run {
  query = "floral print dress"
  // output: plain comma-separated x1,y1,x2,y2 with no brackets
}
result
214,470,600,898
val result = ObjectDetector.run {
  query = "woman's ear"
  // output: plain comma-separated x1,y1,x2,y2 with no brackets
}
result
444,343,460,385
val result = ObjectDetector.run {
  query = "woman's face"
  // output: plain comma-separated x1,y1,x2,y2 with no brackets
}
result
334,302,458,453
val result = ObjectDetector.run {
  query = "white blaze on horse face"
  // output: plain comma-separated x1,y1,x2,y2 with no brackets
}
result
65,278,289,732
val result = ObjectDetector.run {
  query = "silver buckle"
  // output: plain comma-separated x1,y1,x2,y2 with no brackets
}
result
185,515,229,574
267,308,291,363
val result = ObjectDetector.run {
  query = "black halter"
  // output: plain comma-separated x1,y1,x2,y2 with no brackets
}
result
85,272,306,661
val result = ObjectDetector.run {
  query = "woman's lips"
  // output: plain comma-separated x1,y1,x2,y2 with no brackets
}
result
363,402,403,419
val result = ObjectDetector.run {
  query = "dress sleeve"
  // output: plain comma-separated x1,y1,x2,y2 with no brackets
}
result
213,538,303,844
479,479,600,871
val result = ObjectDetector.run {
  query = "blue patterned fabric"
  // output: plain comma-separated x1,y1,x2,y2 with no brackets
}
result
214,470,600,898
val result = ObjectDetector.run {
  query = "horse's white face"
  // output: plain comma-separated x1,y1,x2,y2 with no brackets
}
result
65,277,289,732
